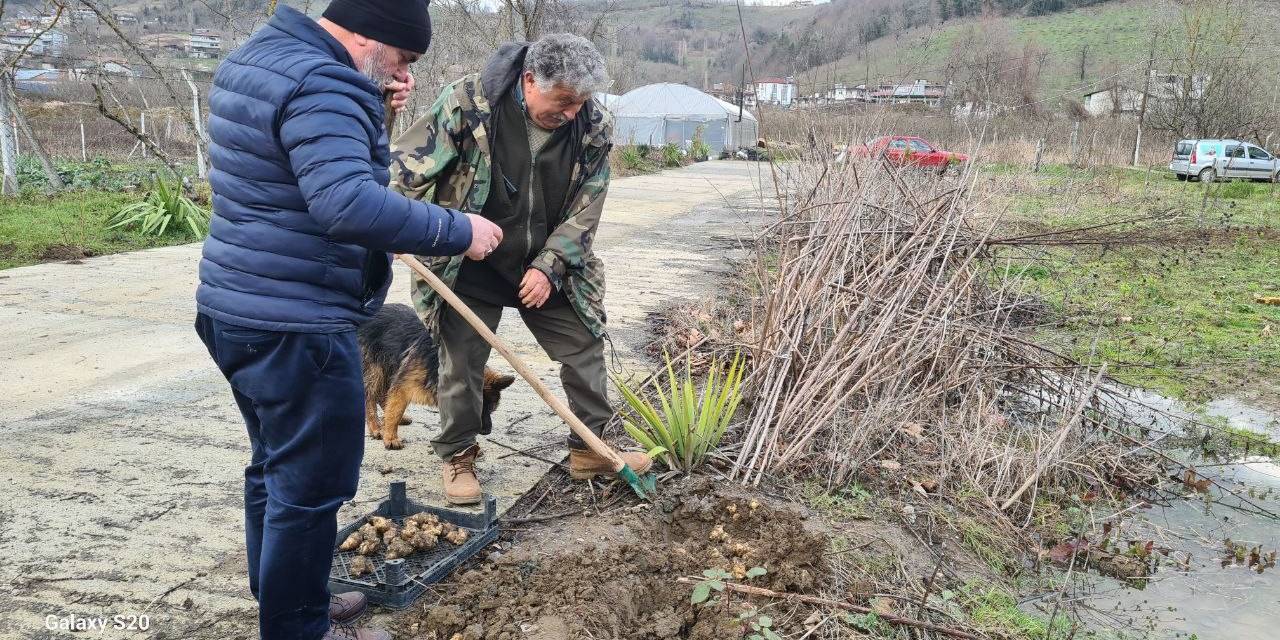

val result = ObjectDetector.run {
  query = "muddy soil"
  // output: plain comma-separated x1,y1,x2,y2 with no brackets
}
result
37,243,95,262
390,476,829,640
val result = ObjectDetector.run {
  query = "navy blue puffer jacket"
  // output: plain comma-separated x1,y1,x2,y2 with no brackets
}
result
197,5,471,333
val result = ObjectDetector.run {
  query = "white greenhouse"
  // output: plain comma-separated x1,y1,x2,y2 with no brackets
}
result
611,83,758,153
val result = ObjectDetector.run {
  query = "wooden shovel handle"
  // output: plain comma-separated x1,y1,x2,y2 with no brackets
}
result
396,254,627,472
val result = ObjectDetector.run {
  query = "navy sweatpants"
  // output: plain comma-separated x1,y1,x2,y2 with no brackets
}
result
195,313,364,640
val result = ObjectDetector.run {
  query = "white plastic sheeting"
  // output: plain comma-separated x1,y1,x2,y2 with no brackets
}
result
611,83,758,153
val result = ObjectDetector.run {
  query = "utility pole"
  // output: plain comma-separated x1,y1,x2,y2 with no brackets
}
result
1133,32,1157,167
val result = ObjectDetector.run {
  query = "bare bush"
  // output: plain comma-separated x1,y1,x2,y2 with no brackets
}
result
727,154,1158,532
761,106,1178,168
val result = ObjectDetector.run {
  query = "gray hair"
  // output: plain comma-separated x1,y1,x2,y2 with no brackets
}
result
524,33,610,97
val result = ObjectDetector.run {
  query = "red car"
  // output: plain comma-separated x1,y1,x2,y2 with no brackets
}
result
853,136,969,172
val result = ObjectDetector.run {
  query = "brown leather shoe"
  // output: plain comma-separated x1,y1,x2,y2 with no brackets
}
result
569,447,653,480
322,622,391,640
329,591,366,623
443,444,482,505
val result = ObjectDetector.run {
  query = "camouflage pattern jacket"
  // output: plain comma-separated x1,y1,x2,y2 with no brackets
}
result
390,74,614,338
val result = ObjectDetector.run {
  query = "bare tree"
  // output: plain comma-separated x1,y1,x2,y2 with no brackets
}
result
1,0,67,190
498,0,612,43
4,74,64,189
944,22,1046,112
91,80,185,180
1147,0,1275,141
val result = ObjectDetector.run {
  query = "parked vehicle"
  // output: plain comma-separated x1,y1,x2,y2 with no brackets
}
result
1170,139,1280,182
852,136,969,173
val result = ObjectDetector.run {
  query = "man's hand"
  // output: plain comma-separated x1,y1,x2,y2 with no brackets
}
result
519,268,553,308
385,72,416,113
464,214,503,261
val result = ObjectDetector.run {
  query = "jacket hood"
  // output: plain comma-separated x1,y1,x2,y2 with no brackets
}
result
472,43,610,148
481,42,529,104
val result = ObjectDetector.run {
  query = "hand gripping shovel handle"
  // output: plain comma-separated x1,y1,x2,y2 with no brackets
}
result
396,254,630,474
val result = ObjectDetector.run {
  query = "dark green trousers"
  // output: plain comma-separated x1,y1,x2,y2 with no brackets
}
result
434,293,610,460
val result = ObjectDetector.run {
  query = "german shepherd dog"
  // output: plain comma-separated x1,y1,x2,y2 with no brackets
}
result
358,304,516,450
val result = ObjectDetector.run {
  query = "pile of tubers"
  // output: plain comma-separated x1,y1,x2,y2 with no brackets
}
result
340,512,471,577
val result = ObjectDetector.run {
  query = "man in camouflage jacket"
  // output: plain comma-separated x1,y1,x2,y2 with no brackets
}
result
390,33,651,504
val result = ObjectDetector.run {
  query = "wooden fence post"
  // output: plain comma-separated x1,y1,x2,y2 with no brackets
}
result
1069,121,1080,167
182,71,208,180
0,74,17,195
80,120,87,161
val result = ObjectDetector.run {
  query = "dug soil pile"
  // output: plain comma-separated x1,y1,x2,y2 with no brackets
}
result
390,477,829,640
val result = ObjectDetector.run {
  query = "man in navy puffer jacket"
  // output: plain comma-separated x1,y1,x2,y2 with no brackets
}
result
194,2,502,638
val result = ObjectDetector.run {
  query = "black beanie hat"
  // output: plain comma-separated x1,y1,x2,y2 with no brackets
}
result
323,0,432,54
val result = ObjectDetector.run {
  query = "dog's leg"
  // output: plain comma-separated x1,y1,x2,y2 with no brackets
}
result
362,361,385,440
381,383,411,450
365,388,383,440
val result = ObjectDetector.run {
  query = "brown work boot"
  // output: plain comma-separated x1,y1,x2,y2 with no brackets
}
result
329,591,366,623
322,622,391,640
442,444,482,505
569,448,653,480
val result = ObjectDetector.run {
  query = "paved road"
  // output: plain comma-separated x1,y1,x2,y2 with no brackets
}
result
0,160,769,639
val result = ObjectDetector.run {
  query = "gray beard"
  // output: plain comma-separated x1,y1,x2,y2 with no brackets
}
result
360,43,395,91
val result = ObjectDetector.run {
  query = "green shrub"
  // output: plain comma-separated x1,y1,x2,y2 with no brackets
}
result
690,126,711,162
108,178,210,237
614,352,744,472
617,145,655,173
660,143,684,168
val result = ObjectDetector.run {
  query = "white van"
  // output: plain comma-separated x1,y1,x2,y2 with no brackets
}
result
1170,139,1279,182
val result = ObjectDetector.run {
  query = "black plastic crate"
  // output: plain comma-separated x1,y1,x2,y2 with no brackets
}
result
329,481,498,609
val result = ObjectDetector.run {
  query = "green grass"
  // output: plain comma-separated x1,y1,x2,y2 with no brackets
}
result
0,191,189,269
959,580,1073,639
819,0,1280,103
999,164,1280,401
803,480,874,520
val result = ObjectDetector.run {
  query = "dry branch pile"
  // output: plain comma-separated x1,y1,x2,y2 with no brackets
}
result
728,157,1154,525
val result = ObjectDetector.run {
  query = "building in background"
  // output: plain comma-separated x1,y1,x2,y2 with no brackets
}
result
0,27,68,58
708,81,757,109
1082,71,1209,117
755,77,795,106
142,33,189,56
188,29,222,59
13,68,65,94
825,83,868,102
869,80,946,107
612,82,758,153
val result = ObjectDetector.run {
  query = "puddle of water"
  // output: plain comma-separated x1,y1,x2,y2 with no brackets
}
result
1204,397,1280,439
1078,392,1280,639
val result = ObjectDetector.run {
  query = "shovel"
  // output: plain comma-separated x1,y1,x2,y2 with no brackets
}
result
395,254,658,500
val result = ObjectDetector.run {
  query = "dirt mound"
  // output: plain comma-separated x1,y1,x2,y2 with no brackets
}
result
39,244,95,262
393,478,828,640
